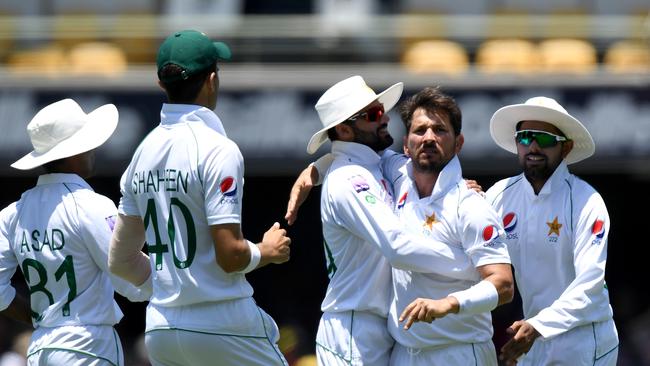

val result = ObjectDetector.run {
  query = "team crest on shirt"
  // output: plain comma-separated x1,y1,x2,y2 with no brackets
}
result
591,218,606,245
397,192,408,210
423,213,438,230
502,212,518,240
546,216,562,243
105,215,117,232
349,175,370,193
219,176,239,204
482,225,500,247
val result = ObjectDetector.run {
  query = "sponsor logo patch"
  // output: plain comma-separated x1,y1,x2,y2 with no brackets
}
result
503,212,517,232
349,175,370,193
483,225,499,242
591,218,605,244
220,176,237,197
105,215,117,232
592,219,605,238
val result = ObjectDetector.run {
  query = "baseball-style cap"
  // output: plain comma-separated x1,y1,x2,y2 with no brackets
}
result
157,30,232,83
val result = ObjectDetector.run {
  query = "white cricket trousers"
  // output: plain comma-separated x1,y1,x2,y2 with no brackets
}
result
27,325,123,366
389,340,496,366
144,298,287,366
518,319,618,366
316,310,394,366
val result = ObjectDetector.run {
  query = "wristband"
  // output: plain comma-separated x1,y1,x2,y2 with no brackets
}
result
237,240,261,274
449,280,499,315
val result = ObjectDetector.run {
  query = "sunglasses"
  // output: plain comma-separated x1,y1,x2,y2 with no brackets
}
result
347,105,385,123
515,130,568,148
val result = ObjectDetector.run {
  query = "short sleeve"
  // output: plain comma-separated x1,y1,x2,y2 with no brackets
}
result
459,193,511,267
202,141,244,226
118,167,140,216
0,205,18,311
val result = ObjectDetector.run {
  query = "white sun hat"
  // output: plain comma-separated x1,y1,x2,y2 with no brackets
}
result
489,96,595,164
11,99,119,170
307,75,403,154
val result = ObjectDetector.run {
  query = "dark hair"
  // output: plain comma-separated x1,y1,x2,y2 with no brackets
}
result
42,158,64,173
159,63,217,103
398,87,462,135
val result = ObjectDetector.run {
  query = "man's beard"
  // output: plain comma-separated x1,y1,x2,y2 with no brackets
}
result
521,155,554,184
411,142,453,174
350,124,393,152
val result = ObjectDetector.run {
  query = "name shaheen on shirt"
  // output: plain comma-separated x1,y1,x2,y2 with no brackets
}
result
132,169,189,194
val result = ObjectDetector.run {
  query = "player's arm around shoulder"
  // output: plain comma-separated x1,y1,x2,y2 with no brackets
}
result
209,222,290,274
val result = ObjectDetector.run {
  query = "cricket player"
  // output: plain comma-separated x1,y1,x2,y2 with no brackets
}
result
108,30,291,365
0,98,152,366
292,76,492,366
289,86,513,365
486,97,619,365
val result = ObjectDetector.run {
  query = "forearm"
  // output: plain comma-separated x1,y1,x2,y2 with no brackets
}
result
108,215,151,285
480,264,514,305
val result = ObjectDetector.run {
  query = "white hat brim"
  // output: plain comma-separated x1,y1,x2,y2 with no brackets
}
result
11,104,119,170
489,104,595,164
307,82,404,155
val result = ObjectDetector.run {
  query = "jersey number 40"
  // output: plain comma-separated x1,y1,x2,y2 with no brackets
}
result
143,197,197,271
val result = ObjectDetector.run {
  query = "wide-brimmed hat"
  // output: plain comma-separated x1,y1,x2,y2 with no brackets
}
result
11,99,118,170
307,75,403,154
489,96,595,164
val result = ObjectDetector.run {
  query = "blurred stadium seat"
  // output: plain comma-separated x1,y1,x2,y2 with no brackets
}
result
538,38,597,73
6,45,67,76
475,38,539,73
68,42,128,76
295,354,317,366
401,40,469,74
604,40,650,73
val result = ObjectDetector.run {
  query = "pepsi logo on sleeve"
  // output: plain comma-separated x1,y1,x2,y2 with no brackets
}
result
219,176,239,204
482,225,500,247
591,218,606,245
503,212,518,240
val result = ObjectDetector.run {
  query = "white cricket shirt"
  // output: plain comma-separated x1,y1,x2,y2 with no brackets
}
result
118,104,253,313
381,153,511,348
485,162,615,339
0,174,150,328
319,142,476,318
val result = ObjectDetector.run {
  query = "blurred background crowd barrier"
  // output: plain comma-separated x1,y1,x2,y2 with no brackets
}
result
0,1,648,365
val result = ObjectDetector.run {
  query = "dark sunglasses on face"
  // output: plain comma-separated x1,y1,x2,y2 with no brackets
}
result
347,105,385,123
515,129,568,148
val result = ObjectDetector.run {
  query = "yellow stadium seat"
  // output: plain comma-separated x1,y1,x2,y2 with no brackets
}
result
475,39,539,74
6,45,67,76
401,40,469,75
538,38,597,73
604,40,650,73
295,354,317,366
68,42,128,76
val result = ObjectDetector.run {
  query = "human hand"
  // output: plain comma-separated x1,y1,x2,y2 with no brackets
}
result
464,179,484,195
398,296,459,330
499,320,540,365
259,222,291,264
285,166,318,225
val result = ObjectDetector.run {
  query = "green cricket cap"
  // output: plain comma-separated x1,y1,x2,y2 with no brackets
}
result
156,30,231,83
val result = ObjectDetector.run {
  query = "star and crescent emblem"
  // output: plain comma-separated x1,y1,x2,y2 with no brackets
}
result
546,216,562,236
